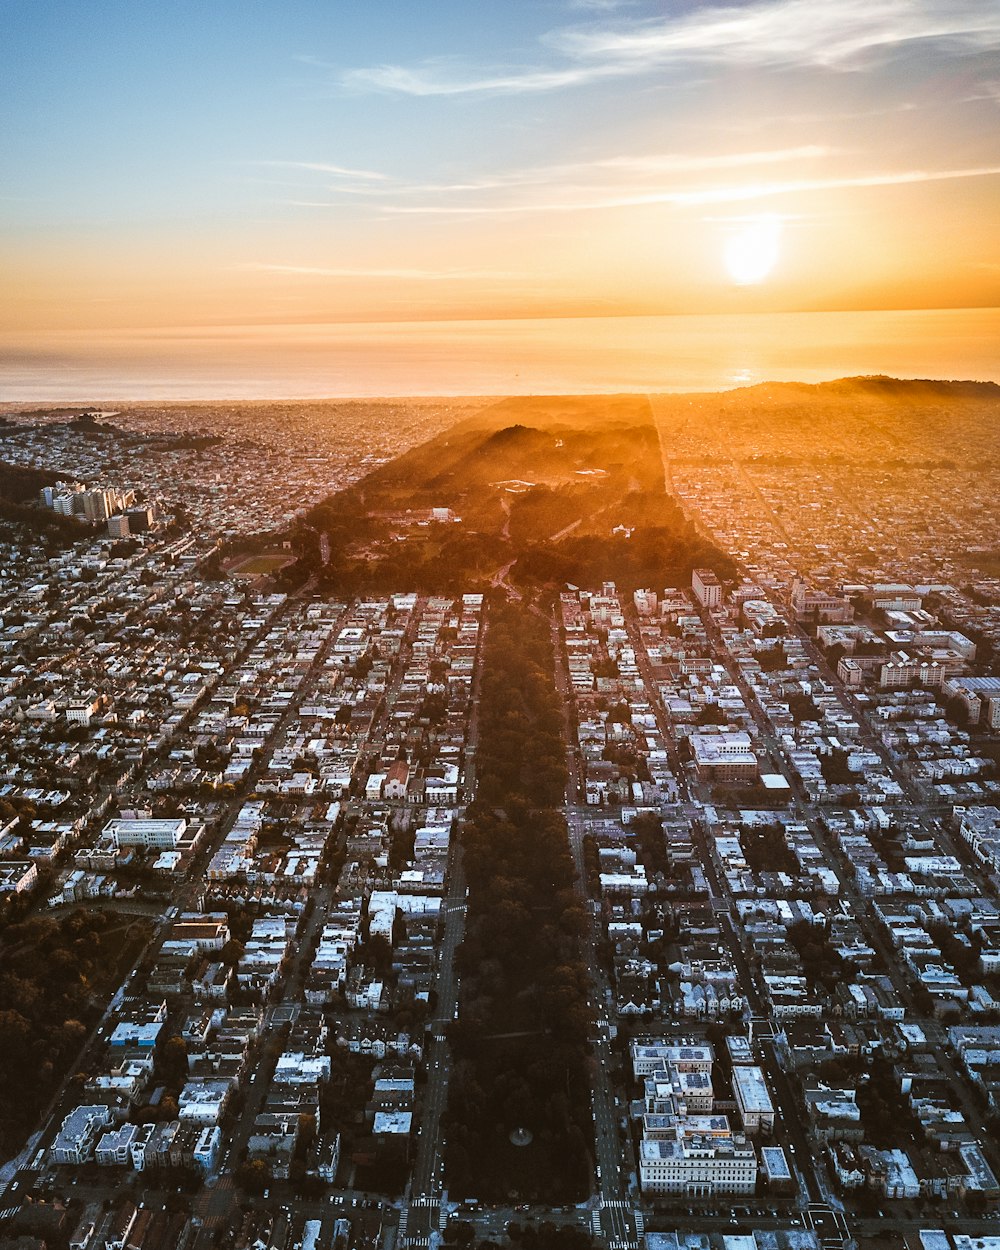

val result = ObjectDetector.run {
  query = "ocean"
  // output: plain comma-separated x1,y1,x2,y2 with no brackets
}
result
1,307,997,402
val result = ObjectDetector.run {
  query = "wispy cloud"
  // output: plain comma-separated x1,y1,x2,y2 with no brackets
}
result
340,0,1000,97
264,141,1000,228
585,146,831,177
275,145,833,202
253,159,390,181
237,263,524,281
565,0,637,12
376,163,1000,216
340,61,600,97
963,78,1000,106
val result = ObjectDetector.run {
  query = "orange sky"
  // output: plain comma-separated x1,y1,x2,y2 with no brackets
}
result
2,1,999,334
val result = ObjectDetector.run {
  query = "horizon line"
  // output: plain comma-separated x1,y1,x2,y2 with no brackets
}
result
4,301,1000,339
2,373,998,412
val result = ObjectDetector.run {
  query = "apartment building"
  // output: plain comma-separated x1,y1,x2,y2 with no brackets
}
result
692,569,723,609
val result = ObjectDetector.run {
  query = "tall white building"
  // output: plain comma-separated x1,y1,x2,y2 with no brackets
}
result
692,568,723,609
633,588,658,616
50,1105,114,1166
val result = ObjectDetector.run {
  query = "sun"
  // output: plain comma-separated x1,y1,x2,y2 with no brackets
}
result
724,216,782,285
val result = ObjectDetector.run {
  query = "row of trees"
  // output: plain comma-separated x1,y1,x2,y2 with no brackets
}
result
445,602,593,1201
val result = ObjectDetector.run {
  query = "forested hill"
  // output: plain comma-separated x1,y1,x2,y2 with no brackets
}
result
0,459,61,503
267,394,736,595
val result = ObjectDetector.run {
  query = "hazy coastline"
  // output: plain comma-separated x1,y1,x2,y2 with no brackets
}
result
2,307,997,403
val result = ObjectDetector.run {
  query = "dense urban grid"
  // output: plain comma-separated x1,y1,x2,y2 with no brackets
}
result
0,385,998,1250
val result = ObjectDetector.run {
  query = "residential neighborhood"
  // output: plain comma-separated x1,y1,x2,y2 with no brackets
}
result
0,394,998,1250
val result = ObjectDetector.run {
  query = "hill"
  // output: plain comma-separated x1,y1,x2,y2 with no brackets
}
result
733,375,1000,401
266,394,734,595
0,459,61,503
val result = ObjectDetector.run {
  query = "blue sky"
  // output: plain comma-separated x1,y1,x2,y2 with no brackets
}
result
3,0,999,330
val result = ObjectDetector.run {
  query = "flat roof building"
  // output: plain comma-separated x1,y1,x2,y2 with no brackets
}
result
733,1066,776,1134
690,731,758,782
760,1145,795,1193
104,816,186,850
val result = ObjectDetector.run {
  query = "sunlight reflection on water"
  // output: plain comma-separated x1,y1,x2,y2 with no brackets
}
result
1,309,997,402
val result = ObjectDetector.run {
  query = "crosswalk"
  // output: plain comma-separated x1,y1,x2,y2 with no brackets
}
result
601,1199,638,1221
599,1197,640,1250
0,1207,21,1222
398,1196,444,1249
804,1201,850,1247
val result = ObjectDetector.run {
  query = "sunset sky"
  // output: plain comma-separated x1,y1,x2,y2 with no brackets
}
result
3,0,1000,334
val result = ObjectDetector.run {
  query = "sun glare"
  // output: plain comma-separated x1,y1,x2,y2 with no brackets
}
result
724,216,782,285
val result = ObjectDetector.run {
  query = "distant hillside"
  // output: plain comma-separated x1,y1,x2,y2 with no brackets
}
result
0,459,61,503
649,372,1000,484
736,375,1000,400
465,393,662,429
0,407,92,421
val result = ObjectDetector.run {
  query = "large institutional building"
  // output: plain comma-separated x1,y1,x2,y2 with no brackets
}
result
632,1041,760,1197
104,816,187,850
